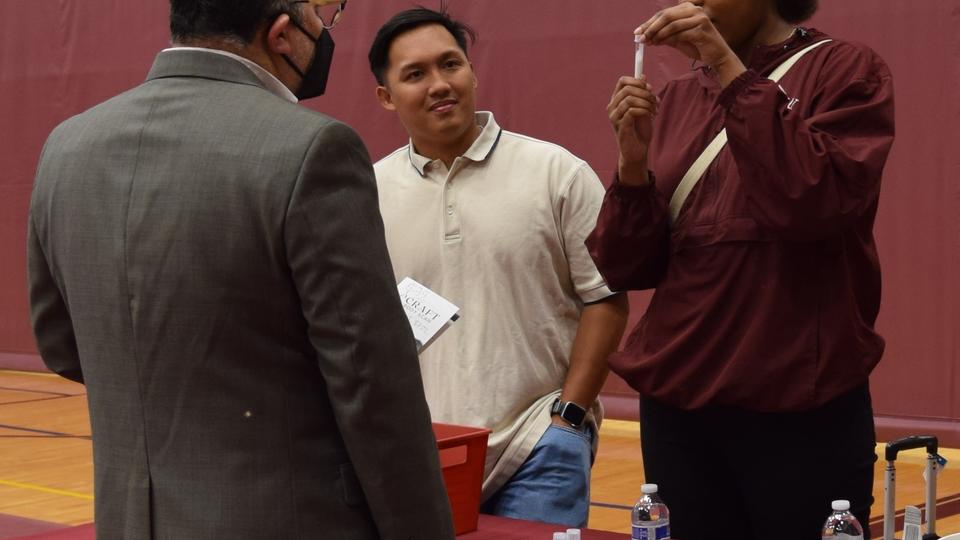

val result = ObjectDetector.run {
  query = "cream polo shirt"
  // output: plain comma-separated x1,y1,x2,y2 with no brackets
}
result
374,112,613,498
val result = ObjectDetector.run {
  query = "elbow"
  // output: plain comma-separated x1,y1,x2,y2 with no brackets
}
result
587,226,669,291
592,260,634,293
587,245,641,293
603,273,637,294
598,262,664,293
592,249,668,293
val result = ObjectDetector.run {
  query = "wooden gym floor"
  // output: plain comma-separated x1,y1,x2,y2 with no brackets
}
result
1,369,958,537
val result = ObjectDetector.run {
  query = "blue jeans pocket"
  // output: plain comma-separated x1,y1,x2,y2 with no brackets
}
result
481,423,594,527
549,423,593,444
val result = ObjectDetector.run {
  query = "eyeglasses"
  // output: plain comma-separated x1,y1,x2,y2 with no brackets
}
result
292,0,347,30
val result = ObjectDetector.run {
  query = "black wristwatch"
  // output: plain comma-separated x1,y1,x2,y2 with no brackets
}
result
550,397,587,428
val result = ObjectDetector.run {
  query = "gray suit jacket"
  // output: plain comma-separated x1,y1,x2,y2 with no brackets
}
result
28,49,454,540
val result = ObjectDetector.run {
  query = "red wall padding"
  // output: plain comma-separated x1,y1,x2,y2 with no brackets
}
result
1,1,957,440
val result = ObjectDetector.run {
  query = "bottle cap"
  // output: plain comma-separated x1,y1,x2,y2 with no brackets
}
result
566,529,581,540
832,500,851,511
553,533,568,540
641,483,658,494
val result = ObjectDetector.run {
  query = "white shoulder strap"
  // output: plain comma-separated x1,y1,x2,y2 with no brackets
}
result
667,39,833,225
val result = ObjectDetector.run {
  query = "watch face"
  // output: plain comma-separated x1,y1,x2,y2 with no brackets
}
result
551,399,587,426
563,403,586,425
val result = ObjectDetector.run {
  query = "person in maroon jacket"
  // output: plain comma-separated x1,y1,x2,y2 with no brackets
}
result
587,0,894,538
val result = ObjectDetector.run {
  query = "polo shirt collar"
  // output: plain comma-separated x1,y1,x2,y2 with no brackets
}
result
407,146,432,177
408,111,503,177
462,111,502,162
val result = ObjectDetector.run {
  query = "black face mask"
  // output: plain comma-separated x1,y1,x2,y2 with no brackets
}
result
282,20,335,100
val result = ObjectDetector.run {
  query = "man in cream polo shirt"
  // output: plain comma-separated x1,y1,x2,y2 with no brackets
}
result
367,8,629,528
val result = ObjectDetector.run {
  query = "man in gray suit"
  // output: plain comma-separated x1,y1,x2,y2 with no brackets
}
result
27,1,455,538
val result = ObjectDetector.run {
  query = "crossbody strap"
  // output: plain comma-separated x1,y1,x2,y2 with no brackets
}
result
667,39,833,225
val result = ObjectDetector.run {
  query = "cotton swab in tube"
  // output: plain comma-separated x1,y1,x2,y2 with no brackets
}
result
634,34,644,78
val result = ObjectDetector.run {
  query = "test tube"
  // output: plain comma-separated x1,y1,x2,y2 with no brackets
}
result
634,34,644,78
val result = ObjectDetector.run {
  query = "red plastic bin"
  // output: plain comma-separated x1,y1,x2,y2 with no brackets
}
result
432,423,491,535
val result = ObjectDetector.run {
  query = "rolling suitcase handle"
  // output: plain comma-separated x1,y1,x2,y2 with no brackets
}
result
884,436,940,540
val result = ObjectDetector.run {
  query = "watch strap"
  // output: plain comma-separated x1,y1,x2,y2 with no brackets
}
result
551,397,587,427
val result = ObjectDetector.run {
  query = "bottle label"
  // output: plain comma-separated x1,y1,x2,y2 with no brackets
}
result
632,524,670,540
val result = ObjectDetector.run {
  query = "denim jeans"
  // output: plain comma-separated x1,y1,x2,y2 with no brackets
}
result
480,423,594,527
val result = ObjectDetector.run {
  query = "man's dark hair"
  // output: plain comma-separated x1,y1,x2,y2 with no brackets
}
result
169,0,303,44
775,0,818,23
368,8,477,86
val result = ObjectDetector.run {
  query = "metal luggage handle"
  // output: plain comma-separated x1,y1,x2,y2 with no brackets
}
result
886,435,939,462
884,435,940,540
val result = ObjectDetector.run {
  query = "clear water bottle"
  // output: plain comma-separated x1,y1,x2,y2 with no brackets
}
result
822,500,864,539
632,483,670,540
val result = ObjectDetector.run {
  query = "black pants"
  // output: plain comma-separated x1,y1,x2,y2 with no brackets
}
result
640,385,876,540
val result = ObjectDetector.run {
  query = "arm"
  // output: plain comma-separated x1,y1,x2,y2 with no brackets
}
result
27,190,83,383
586,179,670,291
284,121,454,540
584,73,670,292
556,165,630,414
637,5,895,240
721,46,895,240
555,293,629,426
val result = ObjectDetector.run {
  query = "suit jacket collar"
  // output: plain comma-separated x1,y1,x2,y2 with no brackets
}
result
146,49,273,94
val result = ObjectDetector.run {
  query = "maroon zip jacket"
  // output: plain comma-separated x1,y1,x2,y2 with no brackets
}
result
586,29,895,412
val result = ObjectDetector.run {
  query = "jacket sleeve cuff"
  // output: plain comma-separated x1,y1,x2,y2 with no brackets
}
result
610,171,658,198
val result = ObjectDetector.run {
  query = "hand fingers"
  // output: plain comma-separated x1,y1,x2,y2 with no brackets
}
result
608,75,658,144
613,87,658,112
609,75,648,106
610,76,655,100
607,84,660,110
611,75,654,93
610,95,658,128
636,3,702,43
635,10,665,40
646,13,709,46
614,99,657,123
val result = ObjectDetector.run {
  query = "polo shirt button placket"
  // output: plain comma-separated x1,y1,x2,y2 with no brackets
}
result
443,178,461,241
